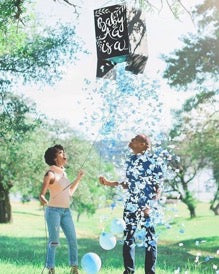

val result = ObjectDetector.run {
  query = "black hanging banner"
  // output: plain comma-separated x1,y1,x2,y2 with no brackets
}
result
94,5,148,78
94,5,129,62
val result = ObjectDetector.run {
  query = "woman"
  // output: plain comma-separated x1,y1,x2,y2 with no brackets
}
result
39,144,84,274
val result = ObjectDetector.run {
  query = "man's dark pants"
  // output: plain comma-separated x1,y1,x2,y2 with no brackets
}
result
123,210,157,274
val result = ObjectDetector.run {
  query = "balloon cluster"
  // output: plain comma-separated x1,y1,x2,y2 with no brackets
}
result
81,218,126,273
98,218,126,250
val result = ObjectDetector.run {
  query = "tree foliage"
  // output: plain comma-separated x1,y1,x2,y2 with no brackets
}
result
54,0,194,20
0,0,84,223
163,0,219,215
163,138,199,218
1,26,82,84
162,0,219,89
169,94,219,215
0,0,83,85
164,2,219,193
0,88,45,222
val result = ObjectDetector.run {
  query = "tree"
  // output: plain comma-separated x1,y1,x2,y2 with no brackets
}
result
0,0,83,223
193,117,219,214
163,0,219,214
163,0,219,89
0,89,45,223
162,136,199,218
0,0,83,85
167,94,219,216
11,126,52,201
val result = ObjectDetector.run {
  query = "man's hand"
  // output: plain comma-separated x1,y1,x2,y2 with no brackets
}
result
143,205,150,217
99,176,108,185
99,176,118,187
153,185,161,200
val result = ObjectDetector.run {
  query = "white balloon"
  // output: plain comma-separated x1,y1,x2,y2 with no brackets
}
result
99,232,116,250
110,218,126,235
81,252,101,274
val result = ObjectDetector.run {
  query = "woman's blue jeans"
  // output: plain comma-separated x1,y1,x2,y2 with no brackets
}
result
45,206,78,268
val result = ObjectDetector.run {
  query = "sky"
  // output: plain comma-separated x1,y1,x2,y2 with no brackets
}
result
21,0,202,137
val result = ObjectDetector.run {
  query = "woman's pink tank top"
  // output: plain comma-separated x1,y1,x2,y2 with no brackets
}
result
48,171,71,208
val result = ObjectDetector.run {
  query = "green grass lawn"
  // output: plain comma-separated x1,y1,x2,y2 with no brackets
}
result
0,201,218,274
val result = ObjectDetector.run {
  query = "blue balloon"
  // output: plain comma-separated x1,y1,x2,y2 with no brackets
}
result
110,218,126,235
99,232,116,250
81,252,101,274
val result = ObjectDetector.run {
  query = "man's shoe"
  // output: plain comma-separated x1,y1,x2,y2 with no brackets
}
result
70,265,79,274
48,268,55,274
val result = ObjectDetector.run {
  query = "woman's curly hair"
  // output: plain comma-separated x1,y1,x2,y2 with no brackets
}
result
44,144,64,166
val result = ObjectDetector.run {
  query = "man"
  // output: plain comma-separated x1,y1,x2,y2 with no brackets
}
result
99,134,162,274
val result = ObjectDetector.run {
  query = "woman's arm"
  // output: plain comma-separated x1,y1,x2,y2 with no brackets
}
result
39,171,54,205
69,170,84,196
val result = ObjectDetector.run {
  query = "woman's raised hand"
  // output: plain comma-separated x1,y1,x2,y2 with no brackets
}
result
77,170,84,180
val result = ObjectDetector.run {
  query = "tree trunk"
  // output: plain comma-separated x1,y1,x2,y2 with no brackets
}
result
210,202,219,215
181,190,197,218
187,203,196,218
211,203,219,215
0,189,12,223
77,212,80,222
210,185,219,215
